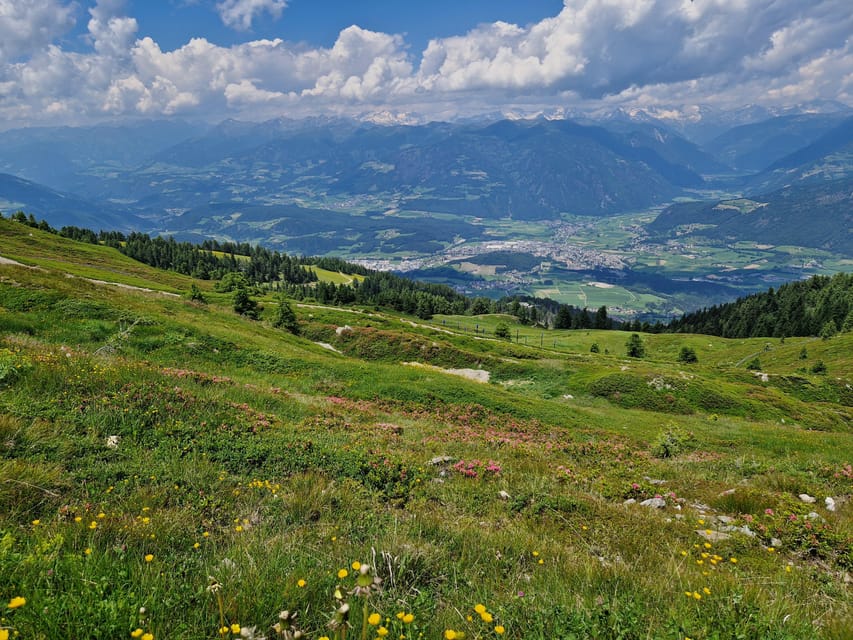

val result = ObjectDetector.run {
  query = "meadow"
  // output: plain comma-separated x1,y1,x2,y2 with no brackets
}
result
0,219,850,639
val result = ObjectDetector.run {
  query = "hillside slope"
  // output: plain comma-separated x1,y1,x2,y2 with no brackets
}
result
1,219,851,639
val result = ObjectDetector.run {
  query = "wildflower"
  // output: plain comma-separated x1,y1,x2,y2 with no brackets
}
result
131,630,143,638
337,568,348,579
402,613,414,624
480,612,493,623
235,525,244,532
537,559,544,565
203,531,210,538
703,542,712,549
532,551,539,557
495,625,505,634
377,627,388,637
85,548,92,555
445,631,458,640
396,612,405,620
231,623,241,634
219,626,229,635
703,587,711,595
89,521,98,529
32,519,40,526
142,634,154,640
692,592,701,600
74,516,82,523
474,604,486,615
768,547,775,553
680,550,688,556
144,554,154,563
193,542,201,549
352,561,362,571
0,630,8,640
730,557,738,564
786,565,792,573
684,592,692,598
8,596,25,609
297,579,306,588
368,613,381,625
97,512,106,519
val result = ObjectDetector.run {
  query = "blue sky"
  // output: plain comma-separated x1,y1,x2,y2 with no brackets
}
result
123,1,565,55
0,0,851,128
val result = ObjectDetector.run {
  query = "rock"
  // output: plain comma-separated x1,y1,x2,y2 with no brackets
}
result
825,497,836,512
623,498,637,505
429,456,454,465
718,488,736,497
806,512,824,521
640,497,666,509
716,515,734,524
644,476,667,485
771,538,783,548
720,525,756,538
799,493,816,503
498,490,511,501
335,325,353,336
105,435,120,449
697,529,732,542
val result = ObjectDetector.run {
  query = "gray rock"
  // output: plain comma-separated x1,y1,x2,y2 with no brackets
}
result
806,512,824,521
498,490,511,501
825,497,836,512
721,525,756,538
640,497,666,509
718,489,737,497
799,493,816,504
429,456,454,465
697,529,732,542
771,537,783,548
623,498,637,505
644,476,667,485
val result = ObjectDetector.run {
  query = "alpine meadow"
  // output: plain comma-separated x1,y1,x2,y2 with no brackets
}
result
2,1,853,639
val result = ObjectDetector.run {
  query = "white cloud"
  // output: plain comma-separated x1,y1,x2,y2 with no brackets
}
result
0,0,77,64
216,0,287,31
0,0,850,127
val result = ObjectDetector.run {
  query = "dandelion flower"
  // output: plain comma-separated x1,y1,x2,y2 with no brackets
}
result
89,521,98,530
8,596,26,609
142,634,154,640
203,531,210,538
297,579,306,588
377,627,388,637
368,613,381,625
480,612,493,623
703,542,712,549
537,559,544,565
680,550,687,556
193,542,200,549
131,630,143,638
338,569,348,579
231,623,241,634
403,613,414,624
352,561,362,571
692,592,701,600
445,631,458,640
495,625,505,635
144,554,154,563
474,604,486,615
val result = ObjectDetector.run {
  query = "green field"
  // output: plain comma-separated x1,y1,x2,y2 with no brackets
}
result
1,219,851,639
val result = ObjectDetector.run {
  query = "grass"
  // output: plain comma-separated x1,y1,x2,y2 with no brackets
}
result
1,220,851,639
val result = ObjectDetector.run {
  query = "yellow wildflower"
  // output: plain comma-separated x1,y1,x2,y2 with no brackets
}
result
144,554,154,563
8,596,26,609
231,623,241,634
403,613,414,624
130,629,143,638
377,627,388,637
0,630,8,640
703,587,711,595
495,626,505,635
474,604,486,614
142,634,154,640
480,612,493,623
337,568,348,579
85,548,92,555
89,521,98,530
32,519,40,526
352,561,362,571
368,613,381,625
297,579,306,588
445,631,458,640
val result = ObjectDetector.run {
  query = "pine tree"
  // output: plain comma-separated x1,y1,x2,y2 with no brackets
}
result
625,333,646,358
272,297,299,334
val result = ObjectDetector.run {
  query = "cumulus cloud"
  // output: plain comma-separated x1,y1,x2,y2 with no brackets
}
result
0,0,76,64
0,0,850,126
216,0,287,31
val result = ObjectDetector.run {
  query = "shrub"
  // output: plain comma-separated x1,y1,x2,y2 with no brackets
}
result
811,360,827,374
494,322,511,340
272,297,300,335
625,333,645,358
589,342,600,353
651,425,694,458
677,345,698,363
745,357,762,371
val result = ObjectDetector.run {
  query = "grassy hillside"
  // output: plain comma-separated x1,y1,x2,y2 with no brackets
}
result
1,219,851,639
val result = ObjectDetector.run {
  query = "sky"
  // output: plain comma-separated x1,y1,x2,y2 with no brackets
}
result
0,0,851,128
